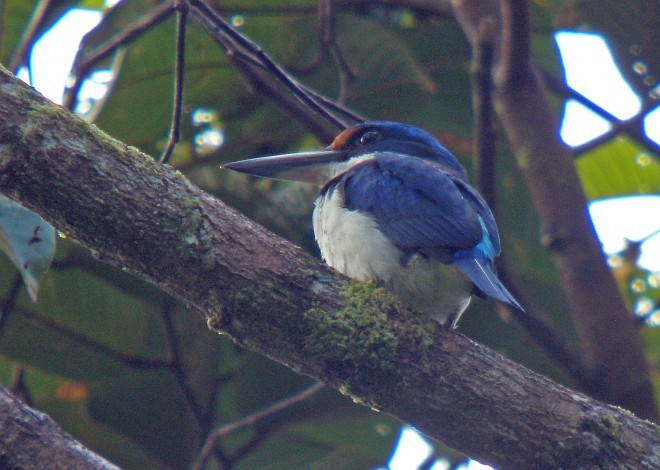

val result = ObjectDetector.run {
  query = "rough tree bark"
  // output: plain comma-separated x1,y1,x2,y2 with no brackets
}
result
0,66,658,468
0,385,119,469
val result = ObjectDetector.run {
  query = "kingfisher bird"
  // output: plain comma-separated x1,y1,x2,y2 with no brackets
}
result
224,121,523,327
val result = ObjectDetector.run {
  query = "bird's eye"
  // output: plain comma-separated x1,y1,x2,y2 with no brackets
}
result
359,131,381,145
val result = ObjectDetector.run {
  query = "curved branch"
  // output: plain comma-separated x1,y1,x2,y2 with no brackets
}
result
190,0,353,132
63,1,176,111
194,382,324,469
0,65,657,468
7,0,58,74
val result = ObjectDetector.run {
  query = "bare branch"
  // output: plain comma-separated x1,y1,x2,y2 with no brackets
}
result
292,0,356,104
3,300,173,369
159,1,189,164
471,17,497,207
468,17,593,390
63,2,176,111
189,0,363,135
194,382,324,470
474,69,586,393
162,303,210,431
9,366,33,406
0,273,23,332
540,69,659,155
8,0,58,76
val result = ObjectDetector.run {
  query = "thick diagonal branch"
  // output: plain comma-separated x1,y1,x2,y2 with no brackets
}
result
0,66,658,468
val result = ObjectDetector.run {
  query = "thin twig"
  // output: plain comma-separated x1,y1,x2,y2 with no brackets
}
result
471,17,497,209
5,300,172,369
10,365,33,407
418,450,442,470
292,0,356,104
161,304,210,433
226,427,271,463
0,274,23,333
324,0,356,104
189,0,358,132
50,249,171,305
195,21,346,142
8,0,57,78
193,382,324,470
290,0,330,74
159,0,189,164
63,1,176,110
540,68,659,155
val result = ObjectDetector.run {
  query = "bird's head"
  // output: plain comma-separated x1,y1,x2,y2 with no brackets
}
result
222,121,466,184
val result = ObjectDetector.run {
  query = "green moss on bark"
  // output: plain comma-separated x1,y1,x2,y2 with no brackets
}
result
304,281,436,403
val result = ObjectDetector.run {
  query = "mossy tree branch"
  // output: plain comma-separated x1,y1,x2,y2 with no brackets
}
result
0,66,658,469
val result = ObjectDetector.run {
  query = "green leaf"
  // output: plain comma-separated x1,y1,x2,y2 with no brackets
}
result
88,369,193,467
0,195,56,301
76,0,154,60
288,414,399,465
337,15,436,95
20,367,165,469
576,135,660,200
641,327,660,406
235,414,398,470
0,0,34,64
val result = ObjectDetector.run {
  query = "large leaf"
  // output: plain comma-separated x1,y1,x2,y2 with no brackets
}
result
76,0,155,61
576,135,660,200
0,0,35,64
235,414,399,470
0,195,56,301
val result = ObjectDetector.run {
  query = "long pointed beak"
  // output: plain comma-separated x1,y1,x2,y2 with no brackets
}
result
222,149,348,185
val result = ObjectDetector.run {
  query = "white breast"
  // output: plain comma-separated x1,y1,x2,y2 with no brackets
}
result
313,189,473,325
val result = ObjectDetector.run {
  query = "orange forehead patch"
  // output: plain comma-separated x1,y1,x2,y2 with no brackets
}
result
327,128,359,150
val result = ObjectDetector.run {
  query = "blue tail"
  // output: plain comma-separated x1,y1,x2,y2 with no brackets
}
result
453,257,524,312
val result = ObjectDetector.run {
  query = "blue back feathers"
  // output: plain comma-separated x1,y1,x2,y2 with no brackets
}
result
341,153,499,262
328,121,523,311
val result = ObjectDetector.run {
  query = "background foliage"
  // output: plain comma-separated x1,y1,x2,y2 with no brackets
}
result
0,0,658,468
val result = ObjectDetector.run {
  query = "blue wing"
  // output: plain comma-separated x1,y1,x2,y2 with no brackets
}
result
342,152,498,258
451,257,523,310
341,152,522,310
